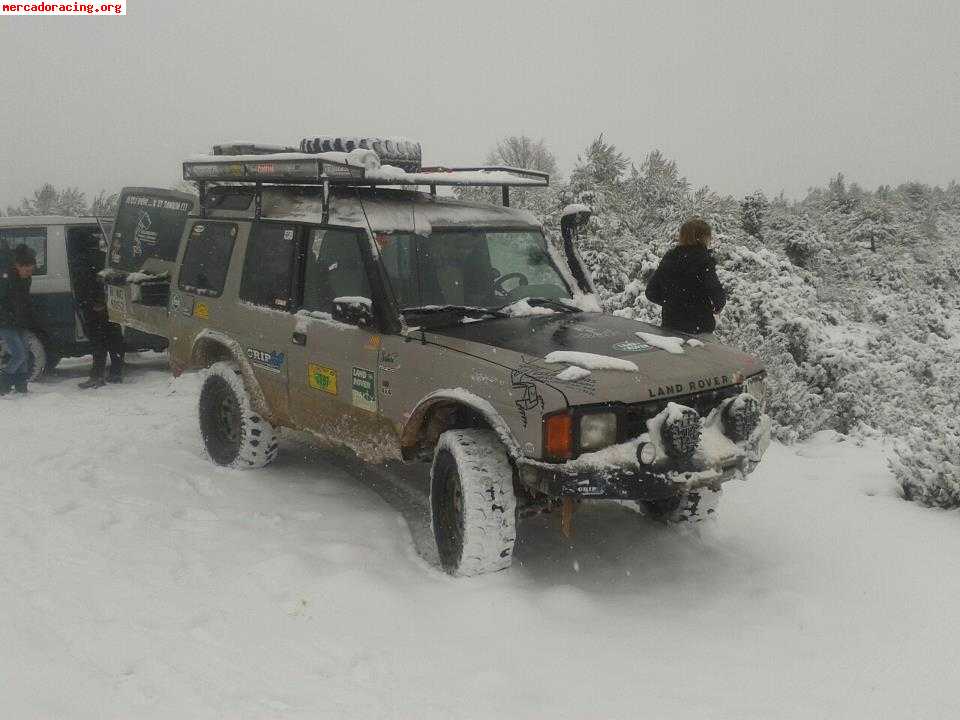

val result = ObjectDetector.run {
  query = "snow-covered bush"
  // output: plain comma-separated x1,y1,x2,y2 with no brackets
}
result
893,424,960,509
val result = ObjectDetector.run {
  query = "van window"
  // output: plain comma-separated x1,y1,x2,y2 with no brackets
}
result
302,228,371,314
239,223,297,310
178,222,236,297
0,227,47,275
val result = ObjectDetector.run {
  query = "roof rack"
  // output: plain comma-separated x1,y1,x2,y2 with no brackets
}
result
182,152,549,212
183,153,548,188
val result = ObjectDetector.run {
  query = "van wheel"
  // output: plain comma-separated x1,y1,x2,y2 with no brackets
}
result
0,330,47,380
430,429,517,576
198,362,278,469
641,488,722,523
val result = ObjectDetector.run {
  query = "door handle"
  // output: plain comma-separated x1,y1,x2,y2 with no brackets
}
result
292,331,307,346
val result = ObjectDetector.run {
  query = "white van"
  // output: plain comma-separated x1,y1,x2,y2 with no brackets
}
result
0,215,166,378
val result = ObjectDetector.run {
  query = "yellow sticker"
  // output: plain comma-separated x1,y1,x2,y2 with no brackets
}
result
364,335,382,351
308,363,338,394
194,302,210,320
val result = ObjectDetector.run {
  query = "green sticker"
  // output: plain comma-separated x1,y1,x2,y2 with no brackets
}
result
351,367,377,412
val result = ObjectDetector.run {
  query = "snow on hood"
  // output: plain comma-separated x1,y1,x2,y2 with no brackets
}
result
427,312,763,404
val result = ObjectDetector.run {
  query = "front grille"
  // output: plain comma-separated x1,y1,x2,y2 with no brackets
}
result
622,385,743,439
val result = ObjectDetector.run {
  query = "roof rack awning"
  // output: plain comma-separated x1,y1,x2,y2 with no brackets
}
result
182,153,549,188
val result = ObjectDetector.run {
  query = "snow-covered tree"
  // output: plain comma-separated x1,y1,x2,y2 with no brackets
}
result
7,183,88,216
740,191,769,239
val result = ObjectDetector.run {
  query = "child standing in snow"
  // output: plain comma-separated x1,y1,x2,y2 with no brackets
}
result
645,218,726,338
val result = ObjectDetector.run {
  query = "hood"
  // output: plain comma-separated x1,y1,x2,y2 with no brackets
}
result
425,312,762,405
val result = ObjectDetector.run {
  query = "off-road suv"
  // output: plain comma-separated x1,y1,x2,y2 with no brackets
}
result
105,137,770,576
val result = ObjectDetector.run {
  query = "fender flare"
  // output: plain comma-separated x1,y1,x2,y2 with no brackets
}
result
400,388,524,461
189,329,270,417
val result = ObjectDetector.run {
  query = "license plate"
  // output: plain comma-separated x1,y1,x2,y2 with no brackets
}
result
107,285,126,313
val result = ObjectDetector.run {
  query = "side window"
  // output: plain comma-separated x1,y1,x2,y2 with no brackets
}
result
302,228,371,314
240,223,297,310
0,227,48,275
178,222,236,297
378,232,417,308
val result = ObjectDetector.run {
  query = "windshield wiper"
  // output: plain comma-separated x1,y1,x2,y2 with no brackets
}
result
401,305,510,326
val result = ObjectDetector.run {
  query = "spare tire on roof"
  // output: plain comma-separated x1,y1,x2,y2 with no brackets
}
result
299,136,422,172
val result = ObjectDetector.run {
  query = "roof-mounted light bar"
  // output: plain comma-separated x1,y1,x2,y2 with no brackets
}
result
183,154,366,184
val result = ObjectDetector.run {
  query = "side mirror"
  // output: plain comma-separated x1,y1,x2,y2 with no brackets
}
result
559,204,595,294
332,296,375,328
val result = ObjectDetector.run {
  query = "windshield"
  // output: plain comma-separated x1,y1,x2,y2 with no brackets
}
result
377,229,572,312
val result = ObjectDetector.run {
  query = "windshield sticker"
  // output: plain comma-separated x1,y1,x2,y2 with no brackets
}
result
612,340,654,353
352,367,377,412
248,348,285,374
194,302,210,320
308,364,338,394
133,211,159,257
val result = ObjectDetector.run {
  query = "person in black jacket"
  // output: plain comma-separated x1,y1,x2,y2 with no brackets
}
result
645,218,726,337
0,245,38,395
73,245,125,389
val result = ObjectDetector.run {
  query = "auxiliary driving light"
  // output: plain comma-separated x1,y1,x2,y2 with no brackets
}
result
722,394,762,442
661,406,702,458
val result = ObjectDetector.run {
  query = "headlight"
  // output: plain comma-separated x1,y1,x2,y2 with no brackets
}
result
745,374,767,408
580,412,617,451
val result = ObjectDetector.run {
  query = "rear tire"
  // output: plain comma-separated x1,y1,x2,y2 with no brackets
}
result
1,330,47,381
198,362,278,469
430,429,517,576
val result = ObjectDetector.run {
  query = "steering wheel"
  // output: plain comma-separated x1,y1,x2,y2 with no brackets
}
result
493,272,529,296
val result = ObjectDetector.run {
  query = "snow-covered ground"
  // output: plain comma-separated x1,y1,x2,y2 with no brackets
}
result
2,356,959,719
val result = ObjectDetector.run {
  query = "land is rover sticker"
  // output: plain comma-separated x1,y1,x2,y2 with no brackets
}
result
247,348,285,374
351,367,377,412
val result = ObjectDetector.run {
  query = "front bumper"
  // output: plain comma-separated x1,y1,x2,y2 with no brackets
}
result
518,413,771,501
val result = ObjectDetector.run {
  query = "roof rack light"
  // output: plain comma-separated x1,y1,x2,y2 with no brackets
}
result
183,155,366,184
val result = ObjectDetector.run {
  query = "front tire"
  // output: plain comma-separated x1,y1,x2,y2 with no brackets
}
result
431,429,517,576
198,362,278,469
641,488,722,523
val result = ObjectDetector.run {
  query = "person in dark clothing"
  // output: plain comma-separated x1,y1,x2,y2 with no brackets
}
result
0,245,38,395
74,247,125,389
645,218,727,336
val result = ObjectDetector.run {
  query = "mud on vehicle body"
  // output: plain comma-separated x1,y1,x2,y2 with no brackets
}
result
106,138,771,576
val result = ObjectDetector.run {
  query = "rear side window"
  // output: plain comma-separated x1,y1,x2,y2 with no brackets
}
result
0,227,47,275
178,222,236,297
239,223,297,310
109,190,193,271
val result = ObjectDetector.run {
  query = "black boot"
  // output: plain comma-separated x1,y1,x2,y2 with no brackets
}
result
106,369,123,384
13,375,28,394
0,375,11,396
78,376,106,390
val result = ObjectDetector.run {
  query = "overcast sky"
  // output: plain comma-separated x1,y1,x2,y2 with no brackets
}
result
1,0,958,209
